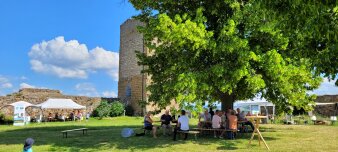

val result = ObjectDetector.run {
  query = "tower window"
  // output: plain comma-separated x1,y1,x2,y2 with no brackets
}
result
126,85,131,97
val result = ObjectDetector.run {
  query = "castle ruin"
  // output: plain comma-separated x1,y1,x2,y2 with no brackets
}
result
118,19,151,115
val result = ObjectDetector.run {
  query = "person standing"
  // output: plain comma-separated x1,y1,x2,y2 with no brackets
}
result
173,110,189,141
86,112,90,121
209,107,215,119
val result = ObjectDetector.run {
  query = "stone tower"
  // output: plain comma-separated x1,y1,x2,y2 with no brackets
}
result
118,19,148,115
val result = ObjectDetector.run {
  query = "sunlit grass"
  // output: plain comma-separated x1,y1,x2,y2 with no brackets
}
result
0,117,337,152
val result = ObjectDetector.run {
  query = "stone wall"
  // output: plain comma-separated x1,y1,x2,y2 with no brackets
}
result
119,19,148,115
0,88,114,117
119,19,145,79
314,95,338,116
118,75,147,115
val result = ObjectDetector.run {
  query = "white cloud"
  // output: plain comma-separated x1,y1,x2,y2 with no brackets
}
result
0,76,7,83
1,83,13,89
75,83,99,97
0,76,13,89
102,91,117,97
29,36,119,80
108,69,119,81
312,78,338,95
20,83,36,89
20,76,28,80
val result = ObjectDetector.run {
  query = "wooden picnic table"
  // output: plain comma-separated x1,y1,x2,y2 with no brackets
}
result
245,116,270,150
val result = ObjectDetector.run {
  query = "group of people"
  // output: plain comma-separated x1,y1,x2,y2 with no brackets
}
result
199,108,255,138
143,107,256,140
47,110,90,122
144,110,189,141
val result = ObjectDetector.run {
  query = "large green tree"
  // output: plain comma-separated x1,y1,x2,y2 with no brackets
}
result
129,0,338,113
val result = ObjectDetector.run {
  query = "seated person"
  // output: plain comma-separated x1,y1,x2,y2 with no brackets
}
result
69,112,75,121
173,110,189,141
226,110,238,139
228,111,238,129
144,111,158,138
161,110,173,136
220,111,227,127
76,110,83,121
58,114,65,121
237,109,254,131
55,113,59,121
198,109,211,128
48,113,53,122
212,111,225,138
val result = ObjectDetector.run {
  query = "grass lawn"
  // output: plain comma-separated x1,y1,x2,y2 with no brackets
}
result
0,117,337,152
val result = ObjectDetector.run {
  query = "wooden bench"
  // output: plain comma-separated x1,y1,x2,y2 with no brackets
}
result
177,130,200,140
192,128,224,135
192,128,239,139
61,128,88,138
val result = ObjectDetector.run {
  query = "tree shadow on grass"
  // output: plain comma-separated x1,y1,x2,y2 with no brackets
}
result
0,122,280,152
0,124,238,151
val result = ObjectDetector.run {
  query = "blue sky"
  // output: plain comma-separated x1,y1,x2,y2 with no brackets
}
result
0,0,138,97
0,0,337,98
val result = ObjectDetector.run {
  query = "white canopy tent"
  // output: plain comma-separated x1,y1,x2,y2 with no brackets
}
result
36,98,86,109
9,101,36,107
0,101,38,110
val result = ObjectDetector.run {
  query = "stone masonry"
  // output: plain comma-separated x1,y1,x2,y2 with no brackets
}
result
0,88,106,117
118,19,148,115
314,95,338,116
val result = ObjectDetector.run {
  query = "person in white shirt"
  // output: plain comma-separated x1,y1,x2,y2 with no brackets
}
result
212,110,222,129
212,111,225,138
173,110,189,141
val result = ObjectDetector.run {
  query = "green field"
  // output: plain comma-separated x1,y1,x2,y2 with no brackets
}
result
0,117,337,152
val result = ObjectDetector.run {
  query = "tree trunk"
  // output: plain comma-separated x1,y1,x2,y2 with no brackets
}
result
220,93,235,111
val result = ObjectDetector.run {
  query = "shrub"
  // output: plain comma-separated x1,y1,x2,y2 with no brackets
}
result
125,105,134,116
0,112,13,125
110,102,125,117
0,112,5,124
4,115,13,124
92,101,111,119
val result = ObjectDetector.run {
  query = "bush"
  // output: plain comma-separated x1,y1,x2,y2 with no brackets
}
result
0,112,13,125
92,101,111,119
125,105,134,116
4,115,13,124
0,112,5,124
110,102,125,117
92,100,127,119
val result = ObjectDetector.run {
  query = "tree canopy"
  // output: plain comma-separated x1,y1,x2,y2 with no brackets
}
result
129,0,338,113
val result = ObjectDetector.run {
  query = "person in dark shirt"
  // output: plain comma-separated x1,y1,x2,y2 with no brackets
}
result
209,107,215,119
161,110,173,135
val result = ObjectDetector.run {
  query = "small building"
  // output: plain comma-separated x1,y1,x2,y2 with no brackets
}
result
234,98,275,116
